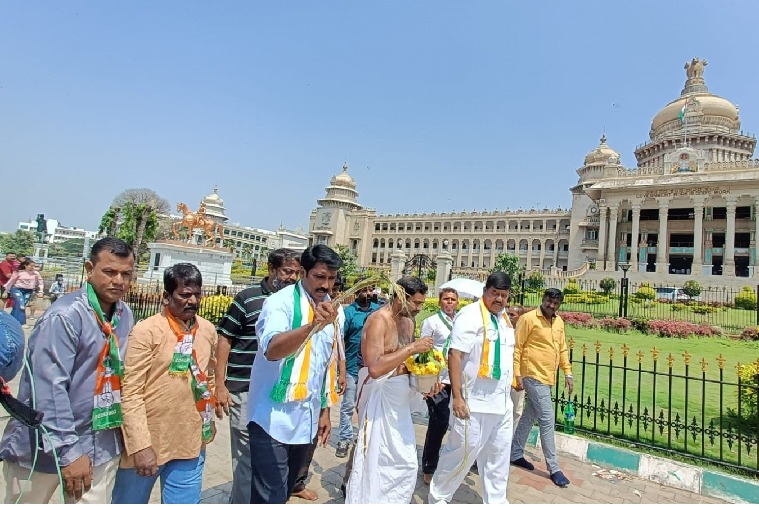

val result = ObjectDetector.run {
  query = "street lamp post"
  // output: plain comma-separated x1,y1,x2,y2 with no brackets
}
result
618,261,631,318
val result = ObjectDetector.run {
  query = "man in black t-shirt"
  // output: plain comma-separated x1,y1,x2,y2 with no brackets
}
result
215,248,300,504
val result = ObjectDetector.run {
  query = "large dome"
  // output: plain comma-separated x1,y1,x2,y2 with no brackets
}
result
650,58,740,137
330,162,356,190
584,135,620,166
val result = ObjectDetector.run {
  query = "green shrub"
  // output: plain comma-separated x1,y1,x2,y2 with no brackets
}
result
735,286,758,310
671,303,686,312
682,280,703,300
736,362,759,426
563,279,581,295
563,292,609,305
690,304,718,315
527,271,545,291
599,277,616,295
634,283,655,301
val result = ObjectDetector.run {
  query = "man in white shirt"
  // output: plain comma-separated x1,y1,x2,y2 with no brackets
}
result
246,245,342,504
420,287,458,484
429,272,515,504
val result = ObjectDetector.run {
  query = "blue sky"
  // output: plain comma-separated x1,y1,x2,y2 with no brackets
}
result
2,1,758,234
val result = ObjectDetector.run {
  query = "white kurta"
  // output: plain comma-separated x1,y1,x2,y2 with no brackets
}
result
429,303,516,504
345,368,418,504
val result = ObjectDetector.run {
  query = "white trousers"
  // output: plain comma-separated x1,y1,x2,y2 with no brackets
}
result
3,456,120,504
511,388,526,433
429,411,513,504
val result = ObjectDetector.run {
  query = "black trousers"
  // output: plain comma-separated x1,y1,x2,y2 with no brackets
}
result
248,421,312,504
291,436,318,493
421,384,452,475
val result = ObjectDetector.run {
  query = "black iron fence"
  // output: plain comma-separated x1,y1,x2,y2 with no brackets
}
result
551,340,759,475
530,278,759,333
125,285,243,324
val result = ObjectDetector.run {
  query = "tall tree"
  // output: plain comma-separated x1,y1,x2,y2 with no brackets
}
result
99,188,170,266
491,253,525,297
0,230,35,256
334,244,359,281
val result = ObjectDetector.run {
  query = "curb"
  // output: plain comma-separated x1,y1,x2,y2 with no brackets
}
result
525,427,759,504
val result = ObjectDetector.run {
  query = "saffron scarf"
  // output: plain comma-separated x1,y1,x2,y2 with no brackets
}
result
438,310,454,358
478,299,502,380
165,311,216,442
271,282,316,403
88,283,124,431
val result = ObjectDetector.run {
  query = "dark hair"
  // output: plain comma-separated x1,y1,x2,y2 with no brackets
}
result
439,287,458,300
397,276,428,298
5,251,15,256
164,263,203,294
90,237,134,264
543,288,564,301
485,272,512,291
300,245,342,273
18,259,35,270
334,273,345,292
268,248,301,269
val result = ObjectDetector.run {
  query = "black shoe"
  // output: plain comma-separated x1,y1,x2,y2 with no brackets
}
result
340,484,346,498
550,471,570,487
335,440,350,458
510,457,535,471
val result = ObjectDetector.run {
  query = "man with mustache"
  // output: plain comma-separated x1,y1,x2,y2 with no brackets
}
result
345,276,434,504
246,245,342,504
1,238,136,503
213,249,301,503
113,263,218,503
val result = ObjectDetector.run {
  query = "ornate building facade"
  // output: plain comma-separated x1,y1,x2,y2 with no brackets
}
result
310,59,759,283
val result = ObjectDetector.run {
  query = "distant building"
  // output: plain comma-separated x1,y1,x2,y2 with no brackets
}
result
309,60,759,286
17,218,97,244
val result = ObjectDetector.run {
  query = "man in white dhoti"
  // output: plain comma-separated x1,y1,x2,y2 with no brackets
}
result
429,272,516,504
345,276,434,504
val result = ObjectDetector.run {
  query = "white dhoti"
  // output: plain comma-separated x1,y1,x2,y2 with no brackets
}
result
345,368,418,504
429,409,513,504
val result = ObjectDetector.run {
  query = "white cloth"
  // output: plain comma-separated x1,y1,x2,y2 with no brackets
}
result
448,302,515,415
429,411,513,504
420,312,454,384
345,368,417,504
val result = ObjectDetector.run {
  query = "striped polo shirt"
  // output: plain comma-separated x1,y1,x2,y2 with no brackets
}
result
217,279,273,393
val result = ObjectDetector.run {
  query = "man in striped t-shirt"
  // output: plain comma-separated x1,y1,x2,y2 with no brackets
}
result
214,248,300,504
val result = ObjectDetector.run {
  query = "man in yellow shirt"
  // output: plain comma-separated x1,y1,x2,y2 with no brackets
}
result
510,288,573,488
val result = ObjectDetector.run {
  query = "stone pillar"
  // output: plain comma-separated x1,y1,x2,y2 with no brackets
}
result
656,199,669,273
539,240,546,270
606,206,619,271
754,200,759,278
692,198,705,274
597,205,608,270
390,249,407,282
724,198,737,276
630,204,641,272
434,250,453,294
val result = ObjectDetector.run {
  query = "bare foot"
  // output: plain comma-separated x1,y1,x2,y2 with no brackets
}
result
291,488,318,501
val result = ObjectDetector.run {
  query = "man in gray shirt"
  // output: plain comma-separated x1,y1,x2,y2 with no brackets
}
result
1,238,136,504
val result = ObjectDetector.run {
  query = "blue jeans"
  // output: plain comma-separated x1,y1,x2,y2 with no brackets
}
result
0,310,24,381
112,451,205,504
9,288,33,326
338,374,358,442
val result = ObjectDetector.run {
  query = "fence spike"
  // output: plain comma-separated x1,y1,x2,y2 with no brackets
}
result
637,350,644,364
652,347,660,361
568,337,575,350
700,357,708,373
622,343,630,358
716,354,726,370
582,343,588,357
667,353,675,369
609,346,614,359
683,351,691,366
595,340,602,354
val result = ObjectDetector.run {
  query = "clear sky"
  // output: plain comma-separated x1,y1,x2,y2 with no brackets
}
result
2,1,758,234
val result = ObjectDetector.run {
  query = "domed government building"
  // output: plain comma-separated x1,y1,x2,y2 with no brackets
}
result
309,59,759,286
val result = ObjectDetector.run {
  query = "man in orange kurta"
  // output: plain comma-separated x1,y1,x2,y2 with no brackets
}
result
113,264,218,504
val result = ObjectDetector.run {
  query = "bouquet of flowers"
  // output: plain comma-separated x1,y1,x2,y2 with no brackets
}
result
405,350,446,395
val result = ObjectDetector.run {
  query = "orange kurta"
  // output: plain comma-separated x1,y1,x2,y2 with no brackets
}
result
119,312,217,467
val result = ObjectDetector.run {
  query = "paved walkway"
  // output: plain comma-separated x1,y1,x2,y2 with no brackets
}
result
0,317,729,504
